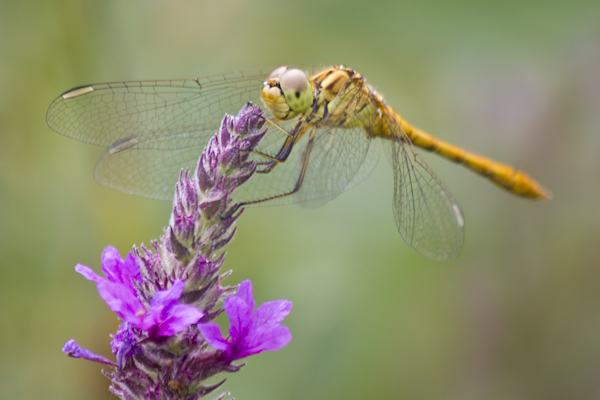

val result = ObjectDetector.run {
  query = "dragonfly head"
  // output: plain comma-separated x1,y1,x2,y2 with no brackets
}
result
262,66,313,120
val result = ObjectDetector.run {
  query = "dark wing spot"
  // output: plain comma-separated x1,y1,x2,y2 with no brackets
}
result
60,84,93,97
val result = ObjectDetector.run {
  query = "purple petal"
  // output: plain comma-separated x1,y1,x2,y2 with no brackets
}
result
236,280,255,310
154,303,204,337
232,325,292,360
111,322,141,370
75,264,104,284
97,247,141,290
142,281,203,337
76,257,150,330
198,323,230,351
100,246,124,283
150,280,184,308
217,280,293,361
62,339,115,366
96,281,147,328
230,299,292,360
250,299,293,331
122,252,142,283
224,296,252,344
222,281,255,343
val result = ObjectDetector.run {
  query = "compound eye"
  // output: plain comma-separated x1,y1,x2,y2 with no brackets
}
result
280,69,312,113
268,66,288,81
280,69,308,92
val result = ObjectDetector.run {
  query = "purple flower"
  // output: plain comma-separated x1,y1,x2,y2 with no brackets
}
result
199,280,292,361
102,246,142,286
76,247,203,338
110,323,141,370
63,339,115,366
143,280,204,337
60,104,290,399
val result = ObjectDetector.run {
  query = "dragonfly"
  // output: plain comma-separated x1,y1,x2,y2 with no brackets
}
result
47,65,551,261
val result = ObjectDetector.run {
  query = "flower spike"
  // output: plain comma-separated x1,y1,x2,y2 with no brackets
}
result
62,104,293,400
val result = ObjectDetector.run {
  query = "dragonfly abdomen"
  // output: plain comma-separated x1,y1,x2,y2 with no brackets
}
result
383,107,552,201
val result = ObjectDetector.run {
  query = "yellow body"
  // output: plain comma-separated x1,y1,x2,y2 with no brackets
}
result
49,65,547,260
386,110,551,200
262,66,551,201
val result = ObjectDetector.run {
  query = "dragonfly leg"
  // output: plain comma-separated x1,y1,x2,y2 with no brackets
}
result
241,129,316,204
249,120,310,174
256,160,278,174
239,148,280,173
221,127,316,218
258,115,294,138
251,149,280,162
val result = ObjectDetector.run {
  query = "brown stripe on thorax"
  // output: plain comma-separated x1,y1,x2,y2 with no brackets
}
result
319,69,354,102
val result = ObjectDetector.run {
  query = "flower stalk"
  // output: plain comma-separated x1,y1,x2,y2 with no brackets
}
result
63,104,293,400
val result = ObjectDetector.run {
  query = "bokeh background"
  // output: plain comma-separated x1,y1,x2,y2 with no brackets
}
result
2,0,600,399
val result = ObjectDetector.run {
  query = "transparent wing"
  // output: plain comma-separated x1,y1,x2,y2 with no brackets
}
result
231,124,374,208
232,74,380,208
95,144,205,201
46,68,277,148
293,125,373,208
293,75,380,207
46,67,320,200
315,74,381,196
346,139,380,191
385,118,465,261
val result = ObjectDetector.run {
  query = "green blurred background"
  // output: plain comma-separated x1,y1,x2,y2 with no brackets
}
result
1,0,600,399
